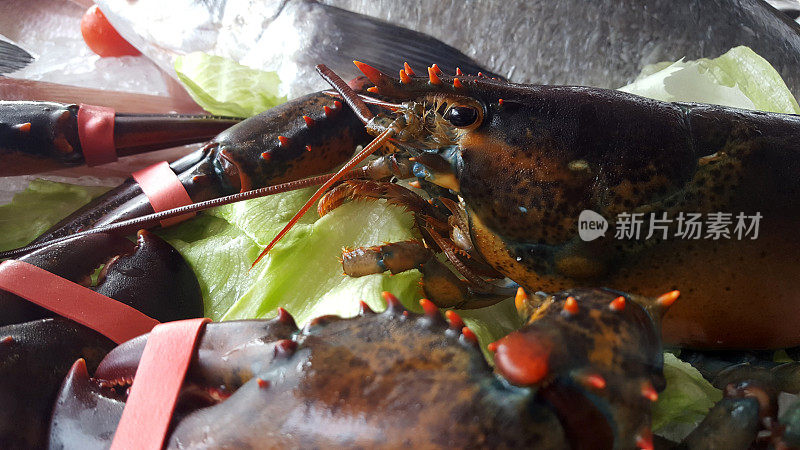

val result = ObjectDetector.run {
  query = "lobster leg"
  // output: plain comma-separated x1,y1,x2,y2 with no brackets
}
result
323,179,514,308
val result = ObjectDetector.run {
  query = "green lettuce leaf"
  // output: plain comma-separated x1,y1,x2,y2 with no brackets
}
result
652,353,722,441
174,52,286,117
216,196,423,324
0,180,108,251
620,46,800,114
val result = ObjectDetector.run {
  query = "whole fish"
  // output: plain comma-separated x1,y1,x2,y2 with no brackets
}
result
97,0,800,97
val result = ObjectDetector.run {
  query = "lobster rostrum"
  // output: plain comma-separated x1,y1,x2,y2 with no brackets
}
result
49,289,671,449
0,231,204,449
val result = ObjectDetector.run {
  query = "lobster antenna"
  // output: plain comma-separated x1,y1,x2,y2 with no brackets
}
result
322,90,401,110
250,64,393,268
316,64,375,124
0,170,368,260
251,127,394,267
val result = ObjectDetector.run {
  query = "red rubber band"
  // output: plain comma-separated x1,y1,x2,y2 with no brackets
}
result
110,318,210,450
132,161,194,227
0,260,159,344
77,103,117,166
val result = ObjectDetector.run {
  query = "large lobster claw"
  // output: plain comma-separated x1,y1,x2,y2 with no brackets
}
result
0,230,203,449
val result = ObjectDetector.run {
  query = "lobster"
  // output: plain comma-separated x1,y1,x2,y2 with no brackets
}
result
1,62,799,448
9,61,799,350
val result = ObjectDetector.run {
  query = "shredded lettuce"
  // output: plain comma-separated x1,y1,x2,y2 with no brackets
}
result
174,52,286,117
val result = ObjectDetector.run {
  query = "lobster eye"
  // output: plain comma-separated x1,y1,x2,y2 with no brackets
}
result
443,105,479,128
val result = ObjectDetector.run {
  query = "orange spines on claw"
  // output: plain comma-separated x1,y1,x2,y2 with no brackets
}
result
461,327,478,344
579,373,607,390
419,298,439,317
641,382,658,402
609,296,626,311
445,310,465,329
563,296,579,315
656,290,680,307
353,60,385,85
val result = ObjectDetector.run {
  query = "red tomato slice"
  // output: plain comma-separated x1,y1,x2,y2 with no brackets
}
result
81,5,141,57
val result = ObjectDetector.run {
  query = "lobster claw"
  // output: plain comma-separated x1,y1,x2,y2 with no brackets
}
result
0,229,203,326
493,288,671,449
47,358,126,449
0,101,242,176
0,318,116,449
49,317,301,448
0,230,203,448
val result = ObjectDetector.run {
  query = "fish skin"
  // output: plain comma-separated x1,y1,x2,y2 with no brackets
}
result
325,0,800,95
